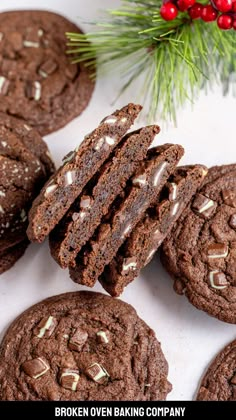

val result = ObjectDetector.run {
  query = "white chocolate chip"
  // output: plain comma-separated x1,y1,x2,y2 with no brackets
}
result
102,116,117,124
96,331,109,344
132,174,147,187
198,199,215,214
23,40,40,48
1,141,7,147
34,81,41,101
153,161,168,187
169,182,178,201
104,136,115,146
0,205,5,214
0,191,5,197
45,184,57,197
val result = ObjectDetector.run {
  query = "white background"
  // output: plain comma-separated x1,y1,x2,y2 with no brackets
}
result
0,0,235,401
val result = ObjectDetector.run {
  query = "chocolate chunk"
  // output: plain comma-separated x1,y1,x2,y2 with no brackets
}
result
0,76,10,95
229,214,236,229
192,194,216,218
222,189,236,208
22,357,49,379
68,328,88,352
206,243,228,259
60,368,80,391
25,81,41,101
39,59,58,78
34,315,57,338
96,331,109,344
208,271,228,289
85,363,109,384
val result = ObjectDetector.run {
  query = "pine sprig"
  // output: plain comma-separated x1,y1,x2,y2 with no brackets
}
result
66,0,236,122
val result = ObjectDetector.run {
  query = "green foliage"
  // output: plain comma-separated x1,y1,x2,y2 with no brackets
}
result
66,0,236,122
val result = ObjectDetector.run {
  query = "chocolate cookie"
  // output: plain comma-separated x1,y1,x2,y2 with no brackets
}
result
69,144,184,287
100,165,207,297
27,104,142,243
161,164,236,324
0,113,54,272
49,125,160,268
0,291,172,401
197,339,236,400
0,10,95,135
0,239,29,274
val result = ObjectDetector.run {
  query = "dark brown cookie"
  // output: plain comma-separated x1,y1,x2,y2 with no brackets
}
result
69,144,184,287
0,113,54,272
0,291,172,401
0,239,29,274
100,165,207,297
0,10,95,135
49,125,160,268
27,104,142,243
197,339,236,400
161,164,236,324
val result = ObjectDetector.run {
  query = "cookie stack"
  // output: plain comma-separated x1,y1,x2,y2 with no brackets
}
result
27,102,205,298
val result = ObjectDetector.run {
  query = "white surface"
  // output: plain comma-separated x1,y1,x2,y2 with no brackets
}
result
0,0,235,401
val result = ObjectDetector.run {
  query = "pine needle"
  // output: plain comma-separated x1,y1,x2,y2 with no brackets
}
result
66,0,236,122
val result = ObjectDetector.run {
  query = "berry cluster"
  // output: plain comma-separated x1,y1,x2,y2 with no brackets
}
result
160,0,236,30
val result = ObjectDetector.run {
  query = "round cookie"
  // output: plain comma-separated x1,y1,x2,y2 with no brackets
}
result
197,339,236,400
161,164,236,324
0,10,95,135
0,112,54,272
0,291,171,401
0,239,29,274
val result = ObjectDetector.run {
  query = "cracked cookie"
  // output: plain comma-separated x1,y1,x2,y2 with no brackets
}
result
161,164,236,324
0,291,172,400
0,10,95,135
0,112,54,273
197,339,236,400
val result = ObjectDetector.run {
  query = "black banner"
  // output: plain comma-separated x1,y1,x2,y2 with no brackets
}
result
0,401,235,419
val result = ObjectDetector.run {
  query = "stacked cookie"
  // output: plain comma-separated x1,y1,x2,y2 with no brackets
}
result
27,104,183,287
0,113,54,273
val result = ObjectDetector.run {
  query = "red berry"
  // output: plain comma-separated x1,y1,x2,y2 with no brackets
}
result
201,5,218,21
177,0,196,11
160,3,178,20
233,19,236,29
188,2,203,18
217,13,233,28
232,2,236,10
214,0,232,13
